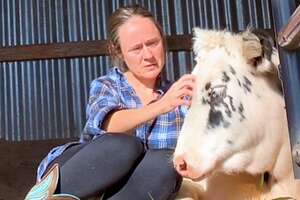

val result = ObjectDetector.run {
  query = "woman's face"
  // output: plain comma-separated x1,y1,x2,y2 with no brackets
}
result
118,16,165,81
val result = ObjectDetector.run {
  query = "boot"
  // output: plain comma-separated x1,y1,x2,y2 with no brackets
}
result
24,163,80,200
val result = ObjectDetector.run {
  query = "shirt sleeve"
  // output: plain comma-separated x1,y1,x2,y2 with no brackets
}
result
81,78,122,142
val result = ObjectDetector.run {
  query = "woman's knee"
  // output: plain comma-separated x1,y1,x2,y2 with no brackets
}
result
57,134,145,197
93,133,145,160
138,150,182,190
115,149,182,200
150,150,182,199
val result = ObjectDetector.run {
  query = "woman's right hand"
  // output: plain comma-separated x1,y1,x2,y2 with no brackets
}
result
157,74,196,114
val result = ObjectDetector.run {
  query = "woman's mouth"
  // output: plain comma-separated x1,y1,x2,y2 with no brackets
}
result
145,63,157,67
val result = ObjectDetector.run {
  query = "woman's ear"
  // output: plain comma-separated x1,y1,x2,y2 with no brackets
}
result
116,51,123,61
108,42,126,69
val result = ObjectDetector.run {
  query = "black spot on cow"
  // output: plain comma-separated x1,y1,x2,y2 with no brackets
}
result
224,47,232,56
228,96,236,111
227,140,234,145
209,85,228,106
208,109,223,129
238,103,244,113
210,91,223,106
205,82,211,90
221,101,232,118
244,76,252,86
207,108,231,129
242,76,252,93
229,65,236,75
223,121,231,128
242,83,251,93
206,85,232,128
222,71,230,82
237,79,241,87
202,97,208,105
238,103,245,121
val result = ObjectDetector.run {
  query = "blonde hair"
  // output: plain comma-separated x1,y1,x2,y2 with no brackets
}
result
107,5,166,71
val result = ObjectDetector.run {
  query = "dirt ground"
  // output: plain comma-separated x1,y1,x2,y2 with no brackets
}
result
0,139,72,200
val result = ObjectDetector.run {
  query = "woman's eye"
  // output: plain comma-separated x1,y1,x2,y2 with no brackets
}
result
149,40,159,47
129,46,142,53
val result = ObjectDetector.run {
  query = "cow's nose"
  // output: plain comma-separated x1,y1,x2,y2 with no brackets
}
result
173,154,188,176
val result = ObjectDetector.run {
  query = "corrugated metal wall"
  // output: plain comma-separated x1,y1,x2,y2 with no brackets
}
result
0,0,273,141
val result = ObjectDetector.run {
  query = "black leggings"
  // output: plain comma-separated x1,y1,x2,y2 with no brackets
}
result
46,133,182,200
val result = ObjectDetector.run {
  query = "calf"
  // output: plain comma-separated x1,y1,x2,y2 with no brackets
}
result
174,28,300,200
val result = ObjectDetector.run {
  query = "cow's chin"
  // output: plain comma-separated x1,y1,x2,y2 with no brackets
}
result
184,168,214,182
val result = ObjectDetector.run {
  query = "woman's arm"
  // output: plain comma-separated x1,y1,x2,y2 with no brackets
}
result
102,100,164,133
103,74,196,133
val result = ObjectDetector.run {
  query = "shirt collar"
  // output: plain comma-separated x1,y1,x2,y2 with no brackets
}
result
111,66,166,96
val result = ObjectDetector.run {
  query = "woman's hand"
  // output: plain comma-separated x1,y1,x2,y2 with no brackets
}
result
157,74,196,114
102,74,196,133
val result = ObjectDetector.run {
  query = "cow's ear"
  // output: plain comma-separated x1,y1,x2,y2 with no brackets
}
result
242,29,278,75
241,30,262,64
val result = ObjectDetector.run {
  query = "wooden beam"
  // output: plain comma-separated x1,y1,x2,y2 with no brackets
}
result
278,5,300,50
0,40,108,62
0,35,193,62
167,34,193,51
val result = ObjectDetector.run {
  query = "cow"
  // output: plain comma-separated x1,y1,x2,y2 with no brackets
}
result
173,28,300,200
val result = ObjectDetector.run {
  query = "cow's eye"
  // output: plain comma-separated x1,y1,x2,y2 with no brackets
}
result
208,85,227,100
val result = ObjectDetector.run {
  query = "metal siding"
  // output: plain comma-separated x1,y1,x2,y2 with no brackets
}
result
0,0,273,141
271,0,300,178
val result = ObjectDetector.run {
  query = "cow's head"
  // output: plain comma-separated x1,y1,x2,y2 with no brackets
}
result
173,28,283,181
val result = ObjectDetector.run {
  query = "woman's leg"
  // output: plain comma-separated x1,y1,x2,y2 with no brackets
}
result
49,133,145,199
106,149,182,200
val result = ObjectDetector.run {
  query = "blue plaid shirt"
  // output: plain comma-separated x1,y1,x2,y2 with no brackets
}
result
36,67,187,181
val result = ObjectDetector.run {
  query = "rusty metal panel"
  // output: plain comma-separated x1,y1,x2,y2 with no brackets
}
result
0,0,274,141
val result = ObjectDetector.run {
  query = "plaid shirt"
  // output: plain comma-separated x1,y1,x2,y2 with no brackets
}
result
36,67,187,181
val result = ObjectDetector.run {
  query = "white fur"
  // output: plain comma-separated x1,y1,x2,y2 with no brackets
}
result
174,28,300,200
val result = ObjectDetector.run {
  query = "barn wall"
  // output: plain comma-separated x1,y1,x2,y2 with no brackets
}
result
0,0,274,141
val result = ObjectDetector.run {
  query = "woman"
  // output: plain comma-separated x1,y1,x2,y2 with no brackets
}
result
25,5,195,200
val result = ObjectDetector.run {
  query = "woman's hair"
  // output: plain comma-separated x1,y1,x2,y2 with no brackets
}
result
107,5,167,71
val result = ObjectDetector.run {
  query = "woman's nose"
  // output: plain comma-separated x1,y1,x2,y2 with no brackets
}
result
142,46,153,59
